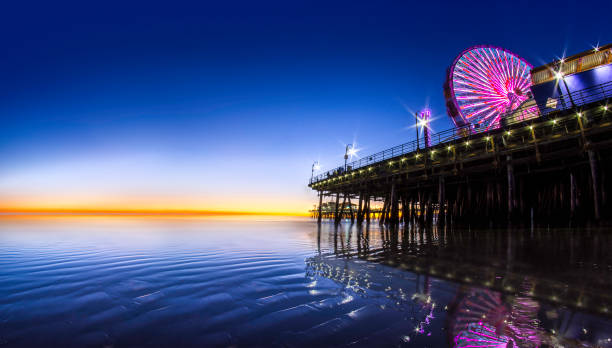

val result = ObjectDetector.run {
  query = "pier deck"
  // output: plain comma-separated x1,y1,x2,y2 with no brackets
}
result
309,83,612,226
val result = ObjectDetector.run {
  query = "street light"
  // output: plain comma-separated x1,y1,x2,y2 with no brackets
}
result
555,67,576,108
344,144,355,171
415,109,431,149
311,161,320,181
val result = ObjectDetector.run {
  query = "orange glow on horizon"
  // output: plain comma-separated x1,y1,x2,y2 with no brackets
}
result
0,193,315,218
0,207,310,217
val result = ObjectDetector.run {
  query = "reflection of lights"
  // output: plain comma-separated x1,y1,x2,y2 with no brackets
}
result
450,287,543,348
305,228,612,347
340,295,354,304
454,322,515,348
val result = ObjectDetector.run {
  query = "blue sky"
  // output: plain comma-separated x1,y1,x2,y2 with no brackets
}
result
1,0,610,213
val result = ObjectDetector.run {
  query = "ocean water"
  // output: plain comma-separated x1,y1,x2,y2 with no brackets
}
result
0,216,611,347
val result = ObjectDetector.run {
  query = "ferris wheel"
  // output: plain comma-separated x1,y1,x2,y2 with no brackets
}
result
445,45,534,131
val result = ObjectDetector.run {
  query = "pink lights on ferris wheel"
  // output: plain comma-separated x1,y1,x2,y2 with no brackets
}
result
445,46,534,131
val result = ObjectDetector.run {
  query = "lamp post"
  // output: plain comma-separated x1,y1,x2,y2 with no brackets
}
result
344,144,353,171
311,161,320,182
557,73,576,108
420,109,431,148
415,112,420,150
555,62,576,108
415,110,430,149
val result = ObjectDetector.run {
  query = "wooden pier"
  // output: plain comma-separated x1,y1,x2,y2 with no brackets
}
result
309,83,612,227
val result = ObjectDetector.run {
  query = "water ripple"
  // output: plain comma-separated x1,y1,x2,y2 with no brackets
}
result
0,218,611,347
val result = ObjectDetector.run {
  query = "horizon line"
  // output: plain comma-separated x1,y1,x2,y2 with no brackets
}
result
0,208,310,217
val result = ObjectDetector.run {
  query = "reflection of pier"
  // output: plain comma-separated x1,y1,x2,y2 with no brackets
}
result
310,45,612,226
312,224,612,318
308,224,612,346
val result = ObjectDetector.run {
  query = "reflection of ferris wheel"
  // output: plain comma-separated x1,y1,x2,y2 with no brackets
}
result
450,289,515,347
445,46,533,131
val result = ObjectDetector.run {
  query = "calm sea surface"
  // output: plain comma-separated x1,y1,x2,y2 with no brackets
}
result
0,216,611,347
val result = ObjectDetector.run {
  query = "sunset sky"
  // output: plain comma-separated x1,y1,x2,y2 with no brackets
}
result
1,0,610,215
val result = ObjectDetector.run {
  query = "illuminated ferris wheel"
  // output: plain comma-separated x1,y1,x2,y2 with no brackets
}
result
445,46,534,131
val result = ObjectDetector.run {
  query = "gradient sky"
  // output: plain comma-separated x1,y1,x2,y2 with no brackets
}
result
1,0,610,214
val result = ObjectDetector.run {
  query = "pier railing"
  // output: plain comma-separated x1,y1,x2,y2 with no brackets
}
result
311,80,612,184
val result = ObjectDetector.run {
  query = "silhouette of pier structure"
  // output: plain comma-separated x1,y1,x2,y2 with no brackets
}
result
309,46,612,227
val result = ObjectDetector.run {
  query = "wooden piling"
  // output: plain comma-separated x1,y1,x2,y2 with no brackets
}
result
357,193,364,224
507,155,515,222
347,195,355,222
365,195,371,223
419,191,426,225
317,191,323,223
380,195,389,225
334,193,340,222
438,176,445,225
569,171,576,222
389,181,399,225
588,149,601,221
336,194,347,224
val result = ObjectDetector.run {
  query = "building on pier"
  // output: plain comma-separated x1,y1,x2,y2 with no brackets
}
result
531,43,612,115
